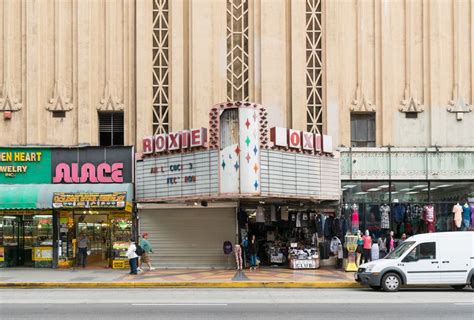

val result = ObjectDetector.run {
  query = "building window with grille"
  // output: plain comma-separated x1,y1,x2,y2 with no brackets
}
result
99,112,124,146
152,0,170,134
226,0,249,102
306,0,323,134
350,113,375,147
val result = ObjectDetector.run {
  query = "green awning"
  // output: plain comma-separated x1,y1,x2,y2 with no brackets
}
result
0,184,133,210
0,185,42,210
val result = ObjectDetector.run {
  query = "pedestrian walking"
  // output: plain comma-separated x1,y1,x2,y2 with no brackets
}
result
76,231,89,268
139,232,156,271
248,235,258,270
125,238,139,275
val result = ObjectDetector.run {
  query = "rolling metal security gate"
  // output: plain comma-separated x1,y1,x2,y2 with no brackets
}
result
139,208,236,268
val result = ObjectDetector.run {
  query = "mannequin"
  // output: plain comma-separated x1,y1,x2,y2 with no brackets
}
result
452,202,463,231
462,202,471,231
355,230,363,267
423,203,436,233
351,204,360,234
387,230,395,252
362,230,372,263
380,203,390,230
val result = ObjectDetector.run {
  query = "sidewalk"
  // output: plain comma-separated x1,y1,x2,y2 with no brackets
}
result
0,267,359,288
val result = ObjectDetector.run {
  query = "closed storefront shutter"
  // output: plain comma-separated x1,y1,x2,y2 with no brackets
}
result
139,208,236,268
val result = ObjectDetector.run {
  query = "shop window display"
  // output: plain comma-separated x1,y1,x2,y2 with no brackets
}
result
240,205,345,270
111,216,132,266
0,214,53,268
342,180,474,241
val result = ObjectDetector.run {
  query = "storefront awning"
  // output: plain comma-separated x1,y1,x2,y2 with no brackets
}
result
0,183,133,210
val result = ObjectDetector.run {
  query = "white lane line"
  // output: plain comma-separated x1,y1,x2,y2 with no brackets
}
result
132,303,228,306
454,303,474,306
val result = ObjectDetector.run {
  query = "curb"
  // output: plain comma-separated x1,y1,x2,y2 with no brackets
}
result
0,281,360,289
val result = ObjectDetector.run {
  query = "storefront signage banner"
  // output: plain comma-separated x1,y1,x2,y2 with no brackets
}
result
52,192,127,209
0,148,51,183
51,147,133,184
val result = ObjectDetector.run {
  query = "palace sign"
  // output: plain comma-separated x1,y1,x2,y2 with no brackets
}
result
270,127,333,154
143,128,208,155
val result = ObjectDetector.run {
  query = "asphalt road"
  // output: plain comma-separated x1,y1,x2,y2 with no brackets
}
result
1,288,473,320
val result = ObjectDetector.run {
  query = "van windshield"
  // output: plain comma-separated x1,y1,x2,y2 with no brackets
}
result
384,241,415,259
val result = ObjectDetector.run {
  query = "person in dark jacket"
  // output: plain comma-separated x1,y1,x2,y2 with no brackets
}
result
248,235,258,270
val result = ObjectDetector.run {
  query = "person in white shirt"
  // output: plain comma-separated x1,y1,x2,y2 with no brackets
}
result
125,239,139,275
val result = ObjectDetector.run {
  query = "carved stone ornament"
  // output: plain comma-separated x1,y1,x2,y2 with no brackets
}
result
399,87,423,113
0,81,22,112
350,85,375,112
46,81,73,112
97,80,124,111
447,96,472,121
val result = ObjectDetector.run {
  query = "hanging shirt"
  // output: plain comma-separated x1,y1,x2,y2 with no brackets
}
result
394,205,406,223
351,210,359,224
424,205,435,223
452,204,462,228
256,206,265,223
301,212,309,227
280,206,289,221
270,206,277,222
315,215,323,234
321,214,327,235
471,205,474,226
380,205,390,229
296,212,302,228
462,204,470,221
410,204,423,222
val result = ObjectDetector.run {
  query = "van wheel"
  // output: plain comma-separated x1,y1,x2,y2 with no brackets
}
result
370,285,382,291
450,285,465,290
471,276,474,288
382,273,401,292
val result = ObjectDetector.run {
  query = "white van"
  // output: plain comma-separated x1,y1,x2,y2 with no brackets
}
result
355,231,474,292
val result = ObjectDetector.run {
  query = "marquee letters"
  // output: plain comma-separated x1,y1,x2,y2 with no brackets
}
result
143,128,207,155
270,127,332,154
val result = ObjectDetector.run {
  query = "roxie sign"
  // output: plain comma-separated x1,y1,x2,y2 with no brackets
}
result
270,127,333,154
142,128,207,155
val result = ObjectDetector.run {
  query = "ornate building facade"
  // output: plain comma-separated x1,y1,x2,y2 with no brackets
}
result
0,0,472,149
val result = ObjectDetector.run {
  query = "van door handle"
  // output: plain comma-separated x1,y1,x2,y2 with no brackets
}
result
442,261,449,264
431,261,439,264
